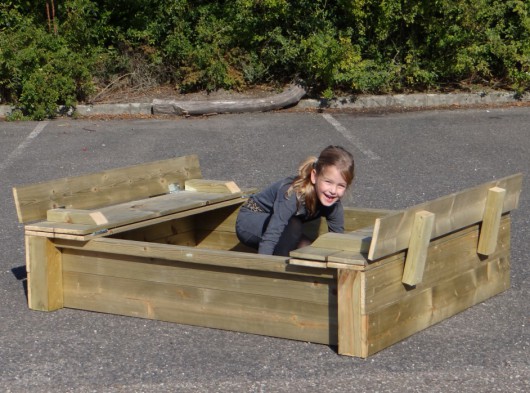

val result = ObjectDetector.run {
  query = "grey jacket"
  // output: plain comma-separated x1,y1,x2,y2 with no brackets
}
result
251,177,344,254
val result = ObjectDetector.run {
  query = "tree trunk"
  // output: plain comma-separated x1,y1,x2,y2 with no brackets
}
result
152,84,306,116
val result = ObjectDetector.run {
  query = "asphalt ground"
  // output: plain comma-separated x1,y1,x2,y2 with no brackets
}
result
1,107,528,392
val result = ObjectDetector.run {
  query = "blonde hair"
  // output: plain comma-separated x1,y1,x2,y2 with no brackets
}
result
288,145,354,216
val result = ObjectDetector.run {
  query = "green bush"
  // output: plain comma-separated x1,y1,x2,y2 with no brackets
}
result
1,0,530,119
0,2,95,120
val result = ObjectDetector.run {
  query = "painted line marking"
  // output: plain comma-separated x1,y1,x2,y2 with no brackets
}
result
0,121,49,172
322,114,381,160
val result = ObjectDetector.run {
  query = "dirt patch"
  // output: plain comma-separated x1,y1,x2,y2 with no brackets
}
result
89,84,285,104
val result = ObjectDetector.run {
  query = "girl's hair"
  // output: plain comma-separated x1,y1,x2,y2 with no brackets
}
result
288,145,355,216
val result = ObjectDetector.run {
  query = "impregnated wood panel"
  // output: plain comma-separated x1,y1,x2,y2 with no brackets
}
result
365,257,510,356
368,173,521,260
14,155,202,223
363,216,510,314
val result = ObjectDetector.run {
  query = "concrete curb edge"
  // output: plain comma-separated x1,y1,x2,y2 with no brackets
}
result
1,91,529,118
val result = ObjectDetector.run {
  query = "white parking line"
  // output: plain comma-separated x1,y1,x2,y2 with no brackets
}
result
0,121,49,172
322,114,381,160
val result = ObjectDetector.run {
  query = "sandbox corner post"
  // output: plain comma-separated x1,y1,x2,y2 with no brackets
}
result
25,235,64,312
337,269,367,358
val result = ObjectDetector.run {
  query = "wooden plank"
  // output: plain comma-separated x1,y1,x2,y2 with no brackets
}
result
300,207,391,240
477,187,506,255
365,256,510,356
61,250,335,305
326,251,368,267
193,204,241,232
337,270,367,357
288,258,328,268
311,232,372,253
343,208,394,232
63,271,336,344
185,179,241,194
13,155,202,223
194,229,241,250
45,190,246,229
26,235,63,311
26,195,247,237
53,237,336,278
368,173,522,260
46,208,108,225
289,245,337,262
112,217,195,243
402,211,435,286
363,215,511,314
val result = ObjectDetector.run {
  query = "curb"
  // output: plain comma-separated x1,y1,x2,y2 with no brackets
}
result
299,91,530,111
1,91,529,118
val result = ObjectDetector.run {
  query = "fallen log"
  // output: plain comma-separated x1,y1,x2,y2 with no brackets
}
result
152,84,306,116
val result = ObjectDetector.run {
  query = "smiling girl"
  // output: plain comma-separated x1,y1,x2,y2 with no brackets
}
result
236,145,355,256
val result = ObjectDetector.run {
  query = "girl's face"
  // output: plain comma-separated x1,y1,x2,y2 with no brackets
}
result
311,165,348,206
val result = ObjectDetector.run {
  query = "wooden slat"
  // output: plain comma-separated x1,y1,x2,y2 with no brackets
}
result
185,179,241,194
13,155,202,223
368,173,522,260
112,217,195,243
402,211,435,286
288,258,328,268
61,250,335,304
61,245,337,344
45,190,246,228
326,251,368,268
194,230,242,250
46,208,105,225
25,194,248,238
343,208,394,232
477,187,506,255
311,232,372,253
365,256,510,356
63,272,336,345
53,237,336,278
289,245,337,262
363,215,511,314
193,204,241,232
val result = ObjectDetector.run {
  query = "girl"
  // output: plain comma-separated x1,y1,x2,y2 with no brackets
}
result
236,145,355,256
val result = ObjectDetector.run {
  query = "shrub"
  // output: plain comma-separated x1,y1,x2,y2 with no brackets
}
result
0,2,95,119
1,0,530,113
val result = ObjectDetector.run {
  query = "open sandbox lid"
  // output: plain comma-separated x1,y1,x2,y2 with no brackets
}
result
12,155,253,239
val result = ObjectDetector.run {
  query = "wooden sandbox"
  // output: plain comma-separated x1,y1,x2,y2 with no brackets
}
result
13,155,522,357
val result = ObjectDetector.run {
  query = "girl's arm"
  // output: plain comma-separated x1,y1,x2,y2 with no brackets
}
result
258,191,298,254
326,202,345,233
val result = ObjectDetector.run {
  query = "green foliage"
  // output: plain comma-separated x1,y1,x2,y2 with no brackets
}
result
1,0,530,117
0,1,95,119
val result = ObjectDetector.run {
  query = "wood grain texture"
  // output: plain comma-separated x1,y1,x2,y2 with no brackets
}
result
26,235,63,311
337,270,367,357
402,211,435,286
13,155,202,223
477,187,506,255
152,84,307,116
185,179,241,194
61,246,338,344
368,173,522,260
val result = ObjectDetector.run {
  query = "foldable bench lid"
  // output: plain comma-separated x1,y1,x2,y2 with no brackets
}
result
26,186,249,237
13,155,202,224
288,173,522,269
